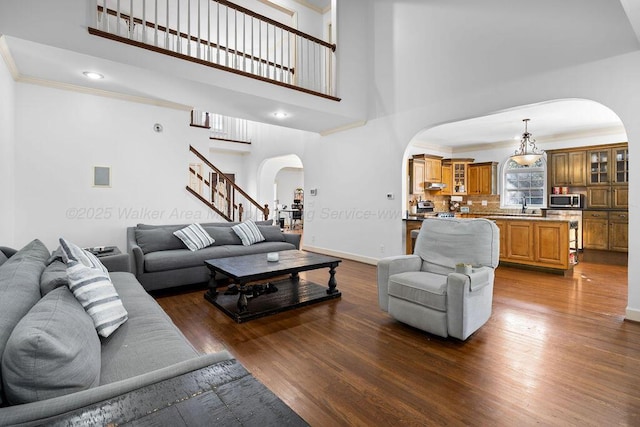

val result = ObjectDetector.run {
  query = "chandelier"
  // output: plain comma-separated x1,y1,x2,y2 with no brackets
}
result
511,118,543,166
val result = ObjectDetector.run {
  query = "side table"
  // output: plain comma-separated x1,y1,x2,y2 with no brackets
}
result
90,246,131,273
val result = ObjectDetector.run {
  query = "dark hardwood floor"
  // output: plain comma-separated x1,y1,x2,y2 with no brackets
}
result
154,250,637,426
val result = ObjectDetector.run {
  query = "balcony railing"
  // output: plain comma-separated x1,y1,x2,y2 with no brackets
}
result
90,0,338,100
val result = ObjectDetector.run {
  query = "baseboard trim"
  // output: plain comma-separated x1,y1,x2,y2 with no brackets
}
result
301,244,378,266
625,307,640,322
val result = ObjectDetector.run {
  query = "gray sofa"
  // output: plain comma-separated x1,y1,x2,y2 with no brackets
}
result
127,221,301,291
0,240,233,426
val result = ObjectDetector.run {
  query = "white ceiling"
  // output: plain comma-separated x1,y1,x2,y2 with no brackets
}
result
0,1,636,143
412,99,626,151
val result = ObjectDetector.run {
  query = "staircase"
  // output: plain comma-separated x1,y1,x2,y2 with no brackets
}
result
187,145,269,222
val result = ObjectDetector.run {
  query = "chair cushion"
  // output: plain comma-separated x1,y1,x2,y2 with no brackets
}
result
415,218,500,274
1,286,101,404
388,271,448,311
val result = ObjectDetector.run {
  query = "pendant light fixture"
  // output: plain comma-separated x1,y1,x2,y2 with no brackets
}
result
511,119,543,166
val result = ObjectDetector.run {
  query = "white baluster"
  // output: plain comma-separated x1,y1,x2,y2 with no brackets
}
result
207,0,211,61
177,0,181,53
129,0,133,39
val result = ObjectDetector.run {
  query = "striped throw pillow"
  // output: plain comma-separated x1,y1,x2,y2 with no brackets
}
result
173,223,215,251
65,260,128,338
58,238,108,274
231,220,266,246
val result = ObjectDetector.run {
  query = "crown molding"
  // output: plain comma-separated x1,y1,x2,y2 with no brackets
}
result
257,0,295,17
422,125,627,155
290,0,330,14
16,75,192,111
2,35,192,111
0,35,20,80
319,119,367,136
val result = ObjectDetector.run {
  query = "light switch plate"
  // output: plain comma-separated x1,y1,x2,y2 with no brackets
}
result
481,200,488,206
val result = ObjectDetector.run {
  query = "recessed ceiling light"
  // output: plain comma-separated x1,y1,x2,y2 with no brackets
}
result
83,71,104,80
273,111,288,119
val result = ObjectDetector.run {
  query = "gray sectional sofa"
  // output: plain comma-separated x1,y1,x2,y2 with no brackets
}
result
0,240,233,426
127,220,301,291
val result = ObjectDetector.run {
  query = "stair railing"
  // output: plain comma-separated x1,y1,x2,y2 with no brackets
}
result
187,145,269,222
90,0,338,100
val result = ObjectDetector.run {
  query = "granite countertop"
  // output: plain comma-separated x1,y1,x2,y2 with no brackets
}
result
404,213,572,222
483,215,572,222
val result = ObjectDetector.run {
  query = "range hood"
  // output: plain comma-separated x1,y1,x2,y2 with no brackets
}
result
425,182,447,190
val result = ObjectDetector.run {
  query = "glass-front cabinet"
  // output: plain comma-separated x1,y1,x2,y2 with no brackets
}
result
588,145,629,185
613,147,629,184
588,149,609,185
586,143,629,209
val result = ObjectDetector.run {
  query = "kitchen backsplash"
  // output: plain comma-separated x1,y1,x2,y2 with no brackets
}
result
412,194,503,213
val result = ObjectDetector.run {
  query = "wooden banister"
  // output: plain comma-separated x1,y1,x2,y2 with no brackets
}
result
96,5,295,73
189,145,268,220
215,0,336,51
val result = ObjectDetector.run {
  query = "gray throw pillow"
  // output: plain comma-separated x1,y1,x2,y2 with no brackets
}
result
0,250,7,267
1,286,101,404
135,227,187,254
40,260,69,296
258,225,286,242
202,226,243,246
0,239,49,406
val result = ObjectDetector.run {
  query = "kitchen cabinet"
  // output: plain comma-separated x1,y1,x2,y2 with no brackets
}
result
405,220,423,254
583,210,628,252
467,162,498,195
423,155,443,183
440,163,452,196
442,158,474,196
587,146,628,185
609,211,629,252
409,157,425,195
550,151,586,187
587,186,628,209
492,217,570,273
586,144,628,209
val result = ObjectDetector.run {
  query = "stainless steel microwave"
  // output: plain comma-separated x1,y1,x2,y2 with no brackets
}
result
549,194,583,208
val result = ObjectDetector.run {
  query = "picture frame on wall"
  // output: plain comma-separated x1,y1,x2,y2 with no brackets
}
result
93,166,111,187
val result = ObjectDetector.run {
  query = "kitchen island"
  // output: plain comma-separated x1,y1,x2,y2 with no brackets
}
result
404,215,576,275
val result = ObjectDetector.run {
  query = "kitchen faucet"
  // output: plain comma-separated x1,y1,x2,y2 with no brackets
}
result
521,197,527,214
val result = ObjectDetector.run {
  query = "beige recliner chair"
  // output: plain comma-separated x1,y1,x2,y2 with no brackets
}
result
377,218,500,340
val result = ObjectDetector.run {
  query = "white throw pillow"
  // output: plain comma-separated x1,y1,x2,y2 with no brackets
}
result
231,220,266,246
173,223,215,251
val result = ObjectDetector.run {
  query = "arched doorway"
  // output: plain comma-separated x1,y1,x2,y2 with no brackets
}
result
257,154,304,226
402,98,628,293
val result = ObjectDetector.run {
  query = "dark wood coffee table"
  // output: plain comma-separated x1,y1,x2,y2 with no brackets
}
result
204,250,341,323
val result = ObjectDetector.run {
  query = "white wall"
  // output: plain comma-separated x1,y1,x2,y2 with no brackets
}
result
0,54,16,245
304,50,640,318
276,167,304,206
12,84,218,251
